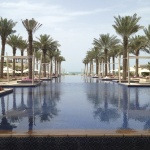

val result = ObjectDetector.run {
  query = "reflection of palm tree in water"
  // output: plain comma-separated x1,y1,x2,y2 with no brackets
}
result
130,88,148,110
9,88,20,123
0,97,16,131
18,88,27,110
116,87,136,133
40,82,59,122
27,87,34,133
94,83,119,122
122,87,129,129
40,84,50,122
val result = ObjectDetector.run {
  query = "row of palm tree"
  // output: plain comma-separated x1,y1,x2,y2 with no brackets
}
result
0,17,65,79
83,13,150,79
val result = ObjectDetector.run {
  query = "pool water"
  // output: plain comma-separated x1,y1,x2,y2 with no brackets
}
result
0,75,150,132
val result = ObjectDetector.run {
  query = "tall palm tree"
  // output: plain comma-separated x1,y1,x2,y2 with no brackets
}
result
90,47,101,75
113,13,143,80
93,34,120,76
53,50,60,76
108,44,123,75
57,56,65,76
0,17,17,78
34,34,60,77
82,58,89,76
129,35,149,77
46,42,60,77
22,18,42,79
34,50,41,70
86,50,94,75
18,39,28,76
7,34,22,76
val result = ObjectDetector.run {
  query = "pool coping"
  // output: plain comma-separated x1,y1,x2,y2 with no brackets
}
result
0,88,13,96
0,130,150,137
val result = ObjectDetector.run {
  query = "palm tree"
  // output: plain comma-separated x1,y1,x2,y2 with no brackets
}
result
82,58,89,76
113,13,143,80
34,34,60,77
22,18,42,79
93,34,120,76
0,17,17,78
57,56,65,76
46,42,60,77
18,39,28,76
91,47,101,75
129,35,149,77
53,50,60,76
86,50,94,76
7,34,22,77
108,44,123,76
144,25,150,46
34,50,41,70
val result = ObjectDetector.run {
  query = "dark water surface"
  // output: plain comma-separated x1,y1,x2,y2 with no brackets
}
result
0,75,150,132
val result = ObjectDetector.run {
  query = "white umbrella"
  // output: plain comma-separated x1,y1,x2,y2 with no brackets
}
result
3,67,13,71
3,67,13,73
23,69,29,73
140,68,150,73
15,70,21,74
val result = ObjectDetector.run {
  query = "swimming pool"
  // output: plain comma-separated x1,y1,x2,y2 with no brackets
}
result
0,75,150,133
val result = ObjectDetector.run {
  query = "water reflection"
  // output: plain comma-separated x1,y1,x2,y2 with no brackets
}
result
40,82,59,122
0,97,16,132
0,79,61,133
86,81,120,123
86,77,150,131
0,76,150,132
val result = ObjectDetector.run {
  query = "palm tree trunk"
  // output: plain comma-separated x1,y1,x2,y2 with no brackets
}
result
50,59,53,77
13,47,16,77
112,56,115,76
108,57,110,75
36,58,39,70
84,64,86,75
28,31,33,79
90,62,92,75
56,60,59,76
86,63,88,76
96,58,99,75
21,50,23,76
43,53,46,77
135,50,139,77
55,59,57,76
59,62,61,76
0,39,6,78
104,48,108,76
123,36,128,80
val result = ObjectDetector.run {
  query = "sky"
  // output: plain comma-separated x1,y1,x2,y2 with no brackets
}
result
1,0,150,72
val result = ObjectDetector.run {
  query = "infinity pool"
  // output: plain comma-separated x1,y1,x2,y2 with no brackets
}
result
0,75,150,133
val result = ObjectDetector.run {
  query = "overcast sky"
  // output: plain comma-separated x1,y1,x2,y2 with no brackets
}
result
1,0,150,72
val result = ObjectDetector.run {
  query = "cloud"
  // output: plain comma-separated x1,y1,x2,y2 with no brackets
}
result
68,8,111,16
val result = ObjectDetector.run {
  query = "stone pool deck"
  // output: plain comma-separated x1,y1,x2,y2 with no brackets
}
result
0,80,41,87
119,82,150,87
110,79,150,87
0,130,150,150
0,88,13,96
